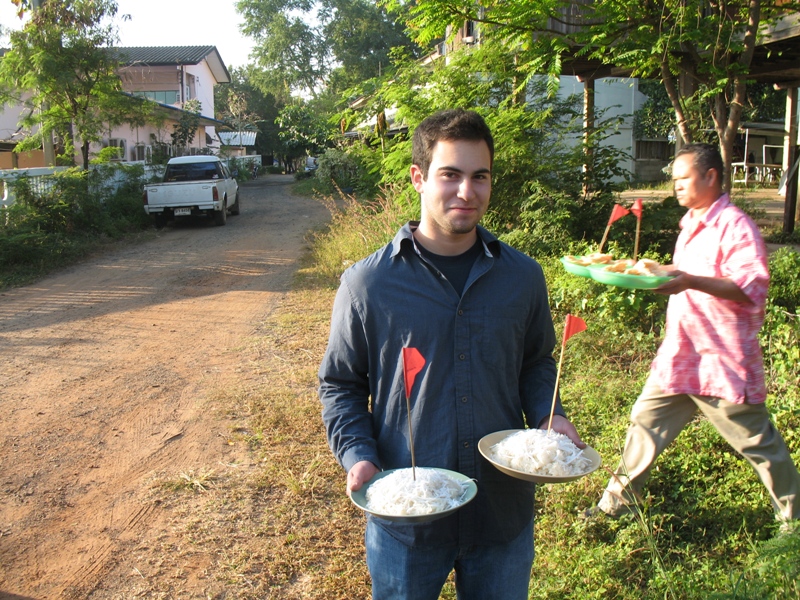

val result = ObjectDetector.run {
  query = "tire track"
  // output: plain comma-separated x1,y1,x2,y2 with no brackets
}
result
0,176,330,598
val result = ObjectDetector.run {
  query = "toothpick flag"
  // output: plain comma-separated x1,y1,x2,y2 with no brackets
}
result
608,203,631,225
402,347,426,479
562,314,587,347
631,198,643,219
549,315,588,431
632,198,644,261
599,204,631,253
402,347,426,400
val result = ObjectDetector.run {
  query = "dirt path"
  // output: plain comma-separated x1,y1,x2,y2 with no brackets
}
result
0,175,330,599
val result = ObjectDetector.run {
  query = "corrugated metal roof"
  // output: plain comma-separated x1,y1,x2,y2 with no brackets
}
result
113,46,231,83
114,46,217,65
218,131,257,146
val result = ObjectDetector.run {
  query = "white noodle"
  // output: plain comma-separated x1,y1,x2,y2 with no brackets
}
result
365,468,470,516
490,429,592,477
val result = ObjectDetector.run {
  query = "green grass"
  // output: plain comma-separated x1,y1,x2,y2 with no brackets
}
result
295,185,800,599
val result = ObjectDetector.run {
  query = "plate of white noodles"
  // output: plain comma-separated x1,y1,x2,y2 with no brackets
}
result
479,429,601,483
350,467,477,523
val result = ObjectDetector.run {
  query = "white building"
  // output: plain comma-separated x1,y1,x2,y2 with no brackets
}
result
0,45,231,168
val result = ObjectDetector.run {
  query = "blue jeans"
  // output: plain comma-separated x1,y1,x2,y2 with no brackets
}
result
365,518,534,600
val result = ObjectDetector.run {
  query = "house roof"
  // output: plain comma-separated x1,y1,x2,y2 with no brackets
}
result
113,46,231,84
218,131,257,146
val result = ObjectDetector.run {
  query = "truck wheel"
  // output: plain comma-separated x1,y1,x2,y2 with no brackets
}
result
153,213,168,229
230,192,240,216
213,200,228,226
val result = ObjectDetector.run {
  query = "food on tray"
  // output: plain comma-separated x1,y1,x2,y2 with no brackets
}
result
365,467,471,516
564,252,614,266
626,259,670,277
489,429,593,478
602,259,635,272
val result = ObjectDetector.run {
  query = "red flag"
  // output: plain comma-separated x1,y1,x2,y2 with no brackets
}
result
402,347,426,400
562,315,587,345
607,203,630,225
631,198,643,219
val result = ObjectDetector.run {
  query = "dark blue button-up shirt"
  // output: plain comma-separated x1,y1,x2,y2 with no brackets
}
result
319,222,563,547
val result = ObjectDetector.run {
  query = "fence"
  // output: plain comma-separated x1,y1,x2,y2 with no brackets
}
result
1,156,262,207
1,162,165,207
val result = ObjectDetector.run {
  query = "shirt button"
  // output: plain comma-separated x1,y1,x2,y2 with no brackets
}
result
459,354,466,360
461,396,468,403
463,441,470,448
458,309,464,316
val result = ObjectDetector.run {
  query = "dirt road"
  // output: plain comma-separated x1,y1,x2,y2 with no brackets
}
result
0,175,330,599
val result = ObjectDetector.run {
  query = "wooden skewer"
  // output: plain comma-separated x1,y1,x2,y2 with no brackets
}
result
406,394,416,481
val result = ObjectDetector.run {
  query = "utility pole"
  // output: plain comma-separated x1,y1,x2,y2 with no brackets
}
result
31,0,56,166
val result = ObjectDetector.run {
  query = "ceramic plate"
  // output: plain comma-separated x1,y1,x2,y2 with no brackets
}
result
350,467,478,523
478,430,602,484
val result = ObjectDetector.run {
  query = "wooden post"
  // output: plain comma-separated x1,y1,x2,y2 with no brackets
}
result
783,86,798,235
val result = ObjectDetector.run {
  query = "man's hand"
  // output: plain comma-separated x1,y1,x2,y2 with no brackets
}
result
655,271,752,303
653,269,690,295
347,461,380,496
538,414,586,448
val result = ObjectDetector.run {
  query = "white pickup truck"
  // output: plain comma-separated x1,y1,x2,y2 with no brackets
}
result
143,156,240,227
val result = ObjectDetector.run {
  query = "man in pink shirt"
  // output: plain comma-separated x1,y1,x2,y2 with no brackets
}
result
589,143,799,526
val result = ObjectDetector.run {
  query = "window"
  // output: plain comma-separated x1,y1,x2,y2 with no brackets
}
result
132,144,151,162
133,90,179,105
164,162,222,182
635,140,671,160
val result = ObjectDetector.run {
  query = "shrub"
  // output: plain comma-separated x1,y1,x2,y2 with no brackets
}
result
315,148,367,194
761,247,800,402
0,165,152,288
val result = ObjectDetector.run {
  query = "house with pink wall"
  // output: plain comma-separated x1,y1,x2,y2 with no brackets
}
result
0,45,230,167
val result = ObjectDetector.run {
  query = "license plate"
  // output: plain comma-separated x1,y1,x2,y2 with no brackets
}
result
174,207,191,216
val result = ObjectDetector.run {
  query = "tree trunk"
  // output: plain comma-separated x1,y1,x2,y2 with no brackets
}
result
81,141,90,171
662,61,692,146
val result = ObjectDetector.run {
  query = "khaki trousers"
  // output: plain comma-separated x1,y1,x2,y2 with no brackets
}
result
599,376,800,521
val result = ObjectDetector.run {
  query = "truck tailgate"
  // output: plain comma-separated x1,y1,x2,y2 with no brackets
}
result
144,181,216,208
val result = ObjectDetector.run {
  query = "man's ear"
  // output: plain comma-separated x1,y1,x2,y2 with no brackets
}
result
410,164,426,192
707,167,721,187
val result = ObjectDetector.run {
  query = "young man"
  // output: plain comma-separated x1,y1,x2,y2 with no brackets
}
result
590,143,800,525
319,108,583,599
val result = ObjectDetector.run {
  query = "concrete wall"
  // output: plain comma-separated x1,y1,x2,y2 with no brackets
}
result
554,77,675,183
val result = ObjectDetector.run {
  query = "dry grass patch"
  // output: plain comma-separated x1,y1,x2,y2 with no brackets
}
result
127,280,373,598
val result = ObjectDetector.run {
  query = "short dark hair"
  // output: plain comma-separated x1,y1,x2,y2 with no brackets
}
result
412,109,494,178
675,143,723,185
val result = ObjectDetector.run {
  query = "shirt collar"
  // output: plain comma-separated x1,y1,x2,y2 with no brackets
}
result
679,192,730,232
391,222,500,258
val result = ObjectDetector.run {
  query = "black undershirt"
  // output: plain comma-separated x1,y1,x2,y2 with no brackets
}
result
417,238,483,297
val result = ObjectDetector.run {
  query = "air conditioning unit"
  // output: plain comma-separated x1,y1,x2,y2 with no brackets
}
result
107,138,126,161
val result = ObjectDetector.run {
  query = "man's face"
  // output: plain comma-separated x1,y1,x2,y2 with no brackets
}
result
672,153,719,212
410,139,492,242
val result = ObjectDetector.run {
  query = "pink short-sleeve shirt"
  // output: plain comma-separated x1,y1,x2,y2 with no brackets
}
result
651,194,770,404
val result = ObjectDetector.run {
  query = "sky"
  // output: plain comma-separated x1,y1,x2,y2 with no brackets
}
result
0,0,257,71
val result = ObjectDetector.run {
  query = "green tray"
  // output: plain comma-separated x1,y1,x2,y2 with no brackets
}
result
589,265,673,290
560,256,592,278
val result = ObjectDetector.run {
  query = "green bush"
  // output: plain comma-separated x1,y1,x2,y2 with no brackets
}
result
315,148,365,194
761,247,800,403
0,165,152,288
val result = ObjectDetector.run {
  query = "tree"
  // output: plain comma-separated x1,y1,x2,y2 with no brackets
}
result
388,0,800,191
214,66,283,159
170,98,201,154
0,0,138,168
276,100,335,169
236,0,421,98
